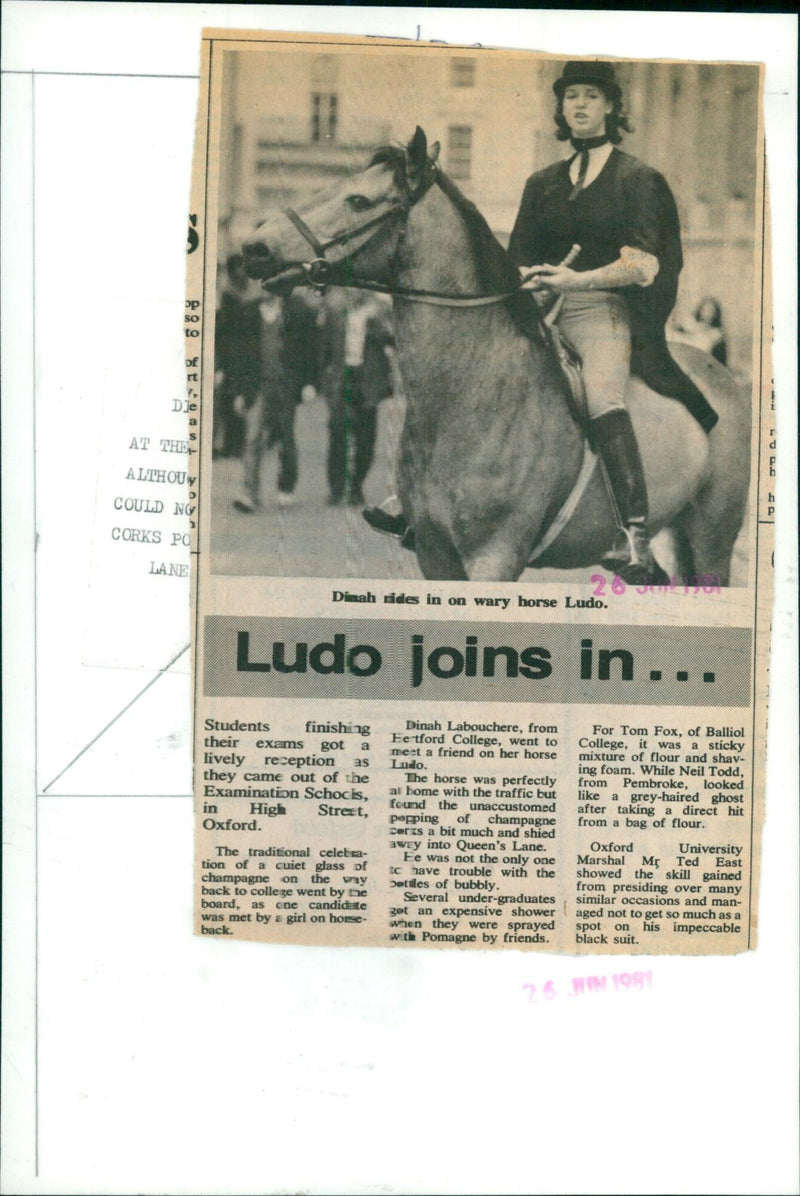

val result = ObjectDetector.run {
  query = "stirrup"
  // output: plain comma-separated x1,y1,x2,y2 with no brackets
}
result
602,524,670,586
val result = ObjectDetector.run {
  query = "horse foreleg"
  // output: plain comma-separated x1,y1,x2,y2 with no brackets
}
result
462,538,526,582
415,520,526,582
415,520,468,581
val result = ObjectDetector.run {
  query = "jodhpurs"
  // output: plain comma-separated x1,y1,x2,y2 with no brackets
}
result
557,290,631,418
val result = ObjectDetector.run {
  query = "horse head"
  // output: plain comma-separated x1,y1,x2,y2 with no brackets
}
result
242,127,440,290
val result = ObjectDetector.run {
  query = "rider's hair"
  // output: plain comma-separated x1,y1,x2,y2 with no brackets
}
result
553,88,633,144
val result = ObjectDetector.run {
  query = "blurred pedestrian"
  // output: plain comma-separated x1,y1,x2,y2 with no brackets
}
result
232,292,290,511
214,254,262,458
283,287,324,404
232,288,324,512
321,289,394,507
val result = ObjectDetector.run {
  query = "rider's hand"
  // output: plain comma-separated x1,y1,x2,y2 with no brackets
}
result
525,264,582,294
518,265,547,291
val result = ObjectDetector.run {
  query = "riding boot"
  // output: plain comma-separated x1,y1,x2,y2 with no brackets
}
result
590,408,671,586
362,506,416,551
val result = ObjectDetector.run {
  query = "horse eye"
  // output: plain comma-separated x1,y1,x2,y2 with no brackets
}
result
347,194,372,211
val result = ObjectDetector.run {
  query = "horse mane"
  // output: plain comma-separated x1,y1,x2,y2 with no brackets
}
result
368,144,407,182
369,145,541,335
433,171,542,334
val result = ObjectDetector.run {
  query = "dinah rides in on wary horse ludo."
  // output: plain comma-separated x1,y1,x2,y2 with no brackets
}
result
243,60,749,585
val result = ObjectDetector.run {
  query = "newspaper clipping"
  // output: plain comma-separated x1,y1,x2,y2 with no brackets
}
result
189,32,771,953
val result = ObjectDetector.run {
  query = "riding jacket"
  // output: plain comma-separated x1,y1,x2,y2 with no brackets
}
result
508,148,718,432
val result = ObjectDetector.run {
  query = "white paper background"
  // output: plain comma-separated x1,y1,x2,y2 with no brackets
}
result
2,6,797,1195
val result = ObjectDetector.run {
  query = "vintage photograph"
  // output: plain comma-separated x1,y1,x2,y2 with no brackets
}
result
207,45,761,584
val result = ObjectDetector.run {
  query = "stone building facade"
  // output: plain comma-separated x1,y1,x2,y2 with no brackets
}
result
216,48,760,372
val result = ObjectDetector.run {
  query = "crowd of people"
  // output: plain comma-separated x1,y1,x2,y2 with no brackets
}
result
213,254,396,513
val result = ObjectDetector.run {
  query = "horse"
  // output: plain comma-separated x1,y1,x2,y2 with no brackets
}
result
242,127,750,584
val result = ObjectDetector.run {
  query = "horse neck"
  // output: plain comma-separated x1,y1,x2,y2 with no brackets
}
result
396,182,486,295
391,182,585,527
392,183,572,421
391,183,528,388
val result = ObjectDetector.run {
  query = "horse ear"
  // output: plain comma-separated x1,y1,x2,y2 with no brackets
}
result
428,140,441,165
408,126,428,173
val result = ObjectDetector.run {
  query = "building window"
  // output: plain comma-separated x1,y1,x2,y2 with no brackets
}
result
450,58,476,87
727,78,758,202
256,186,295,206
311,93,338,143
447,126,473,179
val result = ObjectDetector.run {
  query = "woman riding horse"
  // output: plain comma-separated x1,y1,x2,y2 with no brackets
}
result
509,59,717,582
365,60,717,585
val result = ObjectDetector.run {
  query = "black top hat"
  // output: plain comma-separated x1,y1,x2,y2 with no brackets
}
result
553,61,622,101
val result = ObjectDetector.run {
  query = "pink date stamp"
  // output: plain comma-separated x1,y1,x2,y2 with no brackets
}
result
591,575,722,597
523,971,654,1003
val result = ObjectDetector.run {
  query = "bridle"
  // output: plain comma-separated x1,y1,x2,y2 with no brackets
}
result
277,164,536,308
281,203,408,289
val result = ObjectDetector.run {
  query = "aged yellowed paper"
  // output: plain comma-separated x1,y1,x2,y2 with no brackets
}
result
189,33,770,953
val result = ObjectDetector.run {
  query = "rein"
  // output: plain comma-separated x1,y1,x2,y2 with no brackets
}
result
324,274,530,307
279,167,576,308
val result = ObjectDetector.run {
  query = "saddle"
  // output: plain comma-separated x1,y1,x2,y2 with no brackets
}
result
541,296,588,427
537,291,718,435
